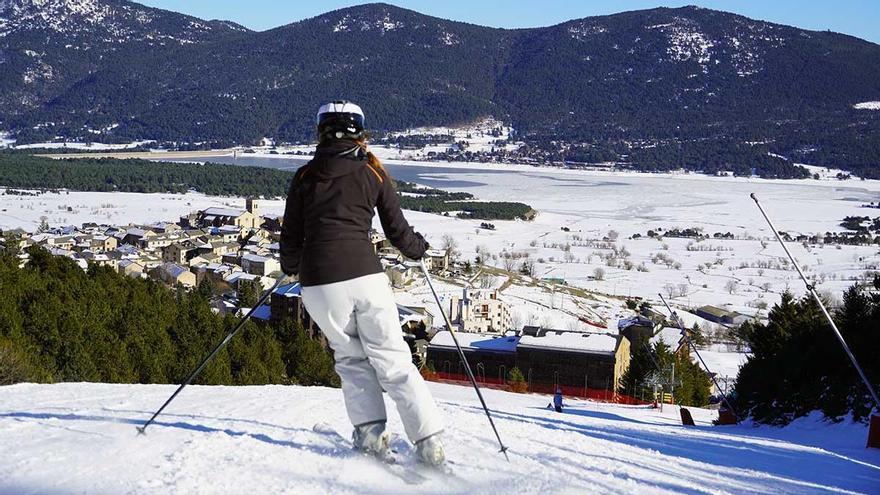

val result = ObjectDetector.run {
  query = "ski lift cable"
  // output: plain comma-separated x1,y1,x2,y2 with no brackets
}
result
658,293,740,423
751,193,880,411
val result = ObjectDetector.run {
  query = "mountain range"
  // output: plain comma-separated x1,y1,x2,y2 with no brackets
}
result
1,0,879,174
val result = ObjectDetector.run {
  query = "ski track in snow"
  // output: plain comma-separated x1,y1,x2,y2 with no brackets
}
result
0,383,878,494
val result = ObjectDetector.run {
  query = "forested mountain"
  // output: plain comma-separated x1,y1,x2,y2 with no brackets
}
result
1,1,879,173
0,0,247,122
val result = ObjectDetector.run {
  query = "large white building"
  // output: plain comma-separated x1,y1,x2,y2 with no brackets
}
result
449,288,512,334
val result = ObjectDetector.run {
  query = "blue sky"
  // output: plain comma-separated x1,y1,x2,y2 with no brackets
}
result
139,1,880,44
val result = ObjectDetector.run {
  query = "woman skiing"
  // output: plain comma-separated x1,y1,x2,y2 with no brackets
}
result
280,101,445,465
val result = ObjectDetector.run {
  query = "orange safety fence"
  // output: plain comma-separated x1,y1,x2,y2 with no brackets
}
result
425,370,650,405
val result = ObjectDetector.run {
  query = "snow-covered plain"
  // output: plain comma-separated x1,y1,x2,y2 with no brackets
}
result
1,382,877,494
3,162,879,318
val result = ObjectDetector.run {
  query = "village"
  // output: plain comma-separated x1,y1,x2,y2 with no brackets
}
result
3,196,751,407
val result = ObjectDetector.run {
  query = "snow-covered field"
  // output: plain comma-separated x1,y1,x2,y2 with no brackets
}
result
382,163,880,318
0,188,260,229
1,382,877,494
9,140,156,151
3,162,879,317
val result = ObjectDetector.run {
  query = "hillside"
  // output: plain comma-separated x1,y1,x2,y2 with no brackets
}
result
1,382,877,494
1,2,879,174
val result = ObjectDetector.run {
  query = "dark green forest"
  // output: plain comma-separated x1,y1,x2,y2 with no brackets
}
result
0,241,339,388
0,153,534,220
397,180,534,220
734,281,880,424
0,154,295,197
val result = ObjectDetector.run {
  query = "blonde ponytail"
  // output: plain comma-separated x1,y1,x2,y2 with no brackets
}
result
355,137,389,180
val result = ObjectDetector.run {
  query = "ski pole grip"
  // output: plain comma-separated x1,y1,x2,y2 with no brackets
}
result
750,193,758,202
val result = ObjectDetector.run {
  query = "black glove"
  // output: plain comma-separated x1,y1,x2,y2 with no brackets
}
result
412,233,429,260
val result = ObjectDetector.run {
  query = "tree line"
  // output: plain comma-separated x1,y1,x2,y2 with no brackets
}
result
0,241,339,388
0,153,295,198
0,153,534,221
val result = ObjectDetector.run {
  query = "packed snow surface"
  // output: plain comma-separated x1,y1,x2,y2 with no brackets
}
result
1,383,878,494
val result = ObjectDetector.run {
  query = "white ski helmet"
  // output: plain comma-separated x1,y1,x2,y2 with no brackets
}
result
316,100,365,140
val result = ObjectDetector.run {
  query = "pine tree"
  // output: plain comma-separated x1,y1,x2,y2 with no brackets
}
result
507,366,528,393
618,336,657,396
734,288,879,424
274,319,339,387
237,280,259,308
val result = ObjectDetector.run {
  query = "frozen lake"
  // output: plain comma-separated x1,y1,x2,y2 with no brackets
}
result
169,155,500,189
3,159,879,315
173,154,880,237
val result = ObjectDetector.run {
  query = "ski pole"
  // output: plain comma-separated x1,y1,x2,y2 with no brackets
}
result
658,293,740,423
419,259,510,461
751,193,880,411
137,274,289,434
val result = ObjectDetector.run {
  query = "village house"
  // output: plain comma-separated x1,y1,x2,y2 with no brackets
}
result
193,262,241,283
141,232,192,252
162,240,202,264
184,228,209,239
150,262,196,288
209,226,241,243
224,271,269,290
449,288,512,334
147,222,182,234
648,326,692,357
117,259,145,278
79,251,116,269
423,248,450,273
695,305,749,326
94,235,118,252
221,252,242,266
119,228,155,247
46,235,75,251
518,327,632,394
240,253,281,276
182,198,262,230
187,252,222,267
382,259,419,288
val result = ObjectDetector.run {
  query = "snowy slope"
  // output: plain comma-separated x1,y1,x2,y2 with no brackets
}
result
1,382,878,494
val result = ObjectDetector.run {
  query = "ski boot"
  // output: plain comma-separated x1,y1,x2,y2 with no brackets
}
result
414,433,446,466
352,421,390,458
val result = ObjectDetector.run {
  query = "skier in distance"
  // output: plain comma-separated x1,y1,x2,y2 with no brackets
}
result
280,100,445,466
554,387,564,413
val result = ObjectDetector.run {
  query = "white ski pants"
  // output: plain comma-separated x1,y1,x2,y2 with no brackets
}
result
300,272,443,442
